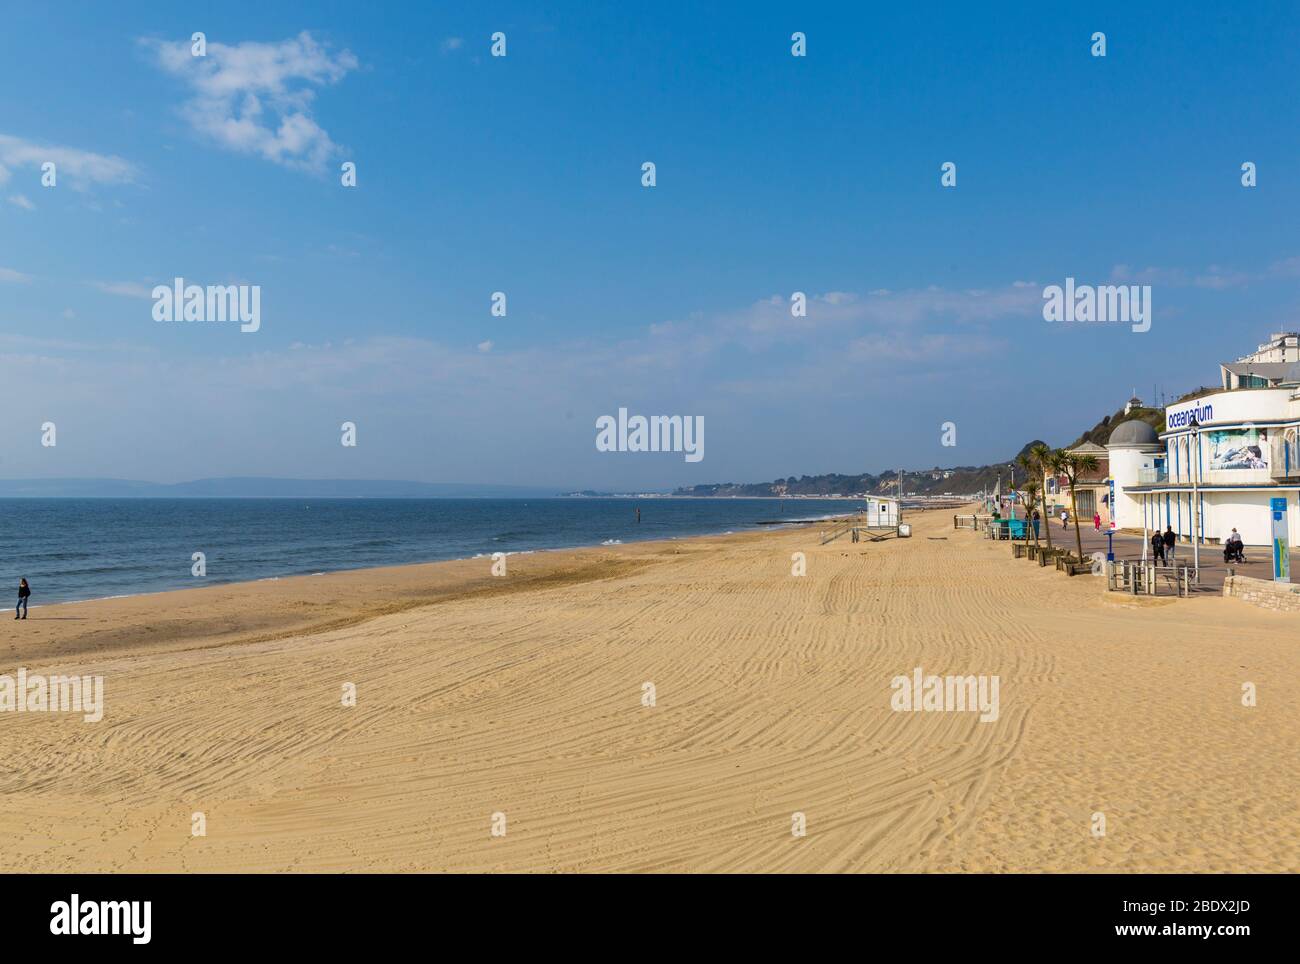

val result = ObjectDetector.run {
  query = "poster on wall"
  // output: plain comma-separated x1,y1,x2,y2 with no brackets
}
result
1206,428,1269,470
1271,497,1290,583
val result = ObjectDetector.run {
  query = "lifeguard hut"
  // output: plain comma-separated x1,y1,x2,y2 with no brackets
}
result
865,496,900,529
851,496,904,541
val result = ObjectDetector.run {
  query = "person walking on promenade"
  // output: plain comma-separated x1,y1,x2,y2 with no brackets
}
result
1060,508,1069,530
1093,512,1102,532
15,578,30,620
1163,526,1177,566
1150,531,1165,566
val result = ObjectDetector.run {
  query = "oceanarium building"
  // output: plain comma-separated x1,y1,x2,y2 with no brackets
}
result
1110,333,1300,547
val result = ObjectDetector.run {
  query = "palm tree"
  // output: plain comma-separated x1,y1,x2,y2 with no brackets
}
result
1019,479,1042,545
1047,449,1100,563
1013,451,1037,542
1029,444,1055,551
1017,446,1054,549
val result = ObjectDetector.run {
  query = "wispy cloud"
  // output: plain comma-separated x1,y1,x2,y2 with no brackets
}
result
440,37,464,53
141,31,357,173
0,267,32,283
7,193,35,210
1112,256,1300,291
648,284,1039,358
89,280,154,299
0,282,1036,482
0,133,136,190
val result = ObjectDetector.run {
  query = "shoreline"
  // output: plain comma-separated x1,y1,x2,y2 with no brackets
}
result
15,513,858,611
10,521,841,666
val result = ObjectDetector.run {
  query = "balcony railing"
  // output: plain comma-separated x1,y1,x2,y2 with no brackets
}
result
1138,468,1168,484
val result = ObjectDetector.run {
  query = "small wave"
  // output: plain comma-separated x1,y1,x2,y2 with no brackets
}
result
601,539,623,545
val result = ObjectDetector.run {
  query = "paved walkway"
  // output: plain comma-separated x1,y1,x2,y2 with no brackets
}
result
984,519,1294,594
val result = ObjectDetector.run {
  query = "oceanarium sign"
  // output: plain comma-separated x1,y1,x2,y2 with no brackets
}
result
1166,388,1295,431
1167,402,1214,429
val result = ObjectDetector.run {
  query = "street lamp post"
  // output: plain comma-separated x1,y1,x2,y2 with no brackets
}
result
1189,416,1201,576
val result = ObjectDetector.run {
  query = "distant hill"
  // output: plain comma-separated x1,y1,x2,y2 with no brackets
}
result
0,478,561,499
1069,405,1166,448
675,403,1174,498
672,448,1046,499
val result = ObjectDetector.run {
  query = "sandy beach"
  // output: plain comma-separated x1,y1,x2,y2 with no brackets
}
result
1,506,1296,873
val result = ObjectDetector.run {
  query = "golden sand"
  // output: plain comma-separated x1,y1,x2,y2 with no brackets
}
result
1,507,1295,872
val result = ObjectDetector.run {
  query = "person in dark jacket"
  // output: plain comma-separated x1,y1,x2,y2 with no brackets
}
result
1150,531,1165,565
1163,526,1177,566
15,578,30,620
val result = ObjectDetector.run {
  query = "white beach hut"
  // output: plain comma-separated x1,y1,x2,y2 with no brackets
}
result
863,496,901,530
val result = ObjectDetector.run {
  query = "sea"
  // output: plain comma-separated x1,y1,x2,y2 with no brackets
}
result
0,498,861,606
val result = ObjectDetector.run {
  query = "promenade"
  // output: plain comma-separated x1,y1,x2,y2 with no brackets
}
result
983,517,1296,594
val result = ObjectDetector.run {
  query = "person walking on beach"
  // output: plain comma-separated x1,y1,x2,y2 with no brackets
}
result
1060,508,1069,530
1163,526,1177,566
15,578,30,620
1150,531,1165,565
1093,512,1102,532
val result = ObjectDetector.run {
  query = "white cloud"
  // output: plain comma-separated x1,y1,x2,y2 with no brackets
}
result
0,134,136,190
1111,257,1300,291
713,284,1042,344
7,193,35,210
0,282,1035,483
0,267,31,283
142,31,357,172
441,37,464,52
90,280,154,299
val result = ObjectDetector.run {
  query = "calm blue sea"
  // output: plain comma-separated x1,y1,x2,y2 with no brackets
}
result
0,498,860,606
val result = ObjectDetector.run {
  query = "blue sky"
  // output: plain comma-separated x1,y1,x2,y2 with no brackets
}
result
2,1,1299,490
